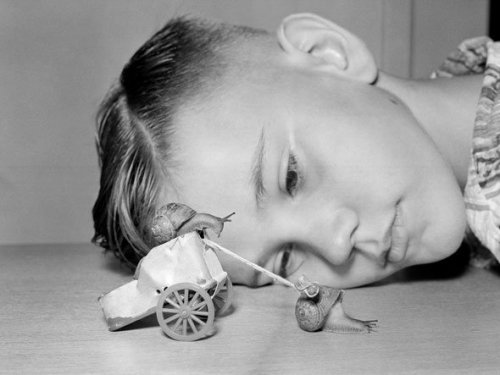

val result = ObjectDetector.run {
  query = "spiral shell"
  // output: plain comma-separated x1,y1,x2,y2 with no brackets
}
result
150,215,175,245
295,283,343,333
150,203,196,246
295,298,324,332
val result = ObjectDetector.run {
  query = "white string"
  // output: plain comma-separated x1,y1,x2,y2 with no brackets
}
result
204,239,296,289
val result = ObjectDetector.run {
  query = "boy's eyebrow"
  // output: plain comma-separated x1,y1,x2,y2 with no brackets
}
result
251,128,266,209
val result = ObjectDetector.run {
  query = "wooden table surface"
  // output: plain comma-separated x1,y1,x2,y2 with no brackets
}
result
1,243,500,374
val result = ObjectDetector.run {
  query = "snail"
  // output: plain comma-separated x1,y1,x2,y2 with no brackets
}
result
294,275,377,334
150,203,235,246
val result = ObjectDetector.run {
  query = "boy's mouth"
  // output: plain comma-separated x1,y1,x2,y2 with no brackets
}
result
387,204,409,264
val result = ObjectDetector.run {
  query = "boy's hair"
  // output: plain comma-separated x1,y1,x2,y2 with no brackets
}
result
92,17,265,267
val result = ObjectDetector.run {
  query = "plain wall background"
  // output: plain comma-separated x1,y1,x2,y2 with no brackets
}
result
0,0,488,245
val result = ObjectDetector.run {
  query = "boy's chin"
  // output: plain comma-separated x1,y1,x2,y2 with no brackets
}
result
412,211,466,266
408,238,463,269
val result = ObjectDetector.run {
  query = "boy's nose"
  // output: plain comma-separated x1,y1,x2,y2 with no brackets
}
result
277,205,359,266
316,207,359,265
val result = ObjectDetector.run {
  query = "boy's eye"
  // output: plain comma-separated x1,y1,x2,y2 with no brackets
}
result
285,153,300,196
274,243,304,278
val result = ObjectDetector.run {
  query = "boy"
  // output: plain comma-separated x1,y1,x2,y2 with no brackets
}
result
93,13,498,288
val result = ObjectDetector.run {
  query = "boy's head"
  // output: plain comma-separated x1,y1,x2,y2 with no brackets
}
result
94,14,466,287
93,18,264,265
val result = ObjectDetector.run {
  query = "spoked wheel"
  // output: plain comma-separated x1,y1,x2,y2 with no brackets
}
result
213,276,233,317
156,283,215,341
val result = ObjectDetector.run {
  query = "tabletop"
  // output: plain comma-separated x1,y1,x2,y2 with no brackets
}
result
1,243,500,374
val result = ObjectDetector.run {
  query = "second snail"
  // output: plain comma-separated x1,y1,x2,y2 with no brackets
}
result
294,275,377,333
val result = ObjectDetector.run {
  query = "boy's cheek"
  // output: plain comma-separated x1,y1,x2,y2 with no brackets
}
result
217,252,273,287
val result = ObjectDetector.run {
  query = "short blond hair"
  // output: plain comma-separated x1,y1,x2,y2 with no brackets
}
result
92,17,265,267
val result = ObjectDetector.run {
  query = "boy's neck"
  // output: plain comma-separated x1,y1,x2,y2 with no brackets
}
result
376,72,483,189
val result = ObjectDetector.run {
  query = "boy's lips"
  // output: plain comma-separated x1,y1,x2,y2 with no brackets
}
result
387,204,409,263
354,204,409,267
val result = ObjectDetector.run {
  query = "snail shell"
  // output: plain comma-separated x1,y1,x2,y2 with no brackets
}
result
295,285,342,332
295,297,324,332
150,203,235,247
150,203,196,245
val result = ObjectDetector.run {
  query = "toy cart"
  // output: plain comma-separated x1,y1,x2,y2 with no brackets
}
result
99,232,234,341
155,239,234,341
155,237,294,341
100,232,295,342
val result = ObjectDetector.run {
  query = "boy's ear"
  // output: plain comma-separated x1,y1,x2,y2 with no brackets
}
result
277,13,377,83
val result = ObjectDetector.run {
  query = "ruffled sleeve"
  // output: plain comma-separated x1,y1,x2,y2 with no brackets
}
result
464,41,500,264
432,37,500,268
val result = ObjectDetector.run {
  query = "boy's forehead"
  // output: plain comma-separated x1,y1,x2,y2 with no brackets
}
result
174,102,259,198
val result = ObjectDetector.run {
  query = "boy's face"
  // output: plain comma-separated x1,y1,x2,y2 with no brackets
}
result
171,42,466,288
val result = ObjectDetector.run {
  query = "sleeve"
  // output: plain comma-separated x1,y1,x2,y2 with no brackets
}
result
430,36,500,268
463,41,500,267
430,36,491,78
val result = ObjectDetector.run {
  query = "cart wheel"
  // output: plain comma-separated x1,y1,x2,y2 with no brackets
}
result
213,276,233,317
156,283,215,341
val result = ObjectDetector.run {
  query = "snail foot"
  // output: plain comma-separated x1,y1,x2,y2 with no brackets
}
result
323,301,378,334
323,316,378,334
